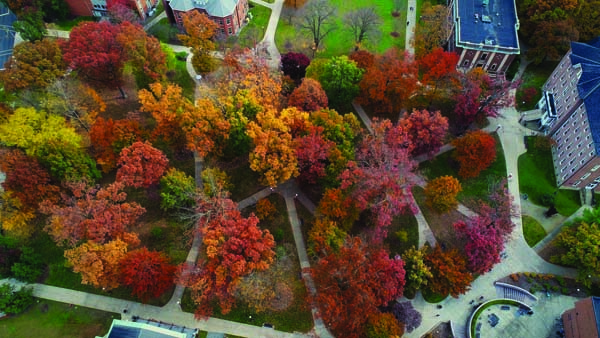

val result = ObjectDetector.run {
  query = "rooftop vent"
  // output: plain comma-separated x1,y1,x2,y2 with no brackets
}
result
482,15,492,23
485,39,494,45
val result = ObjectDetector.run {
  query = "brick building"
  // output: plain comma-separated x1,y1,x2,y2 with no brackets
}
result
64,0,159,20
532,39,600,190
562,296,600,338
163,0,249,37
448,0,520,77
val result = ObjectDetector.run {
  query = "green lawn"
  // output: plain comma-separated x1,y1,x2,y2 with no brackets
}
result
518,137,581,216
0,300,115,338
163,44,196,100
516,61,559,111
50,16,96,30
522,215,547,247
418,132,507,208
385,212,419,256
237,5,271,49
276,1,406,58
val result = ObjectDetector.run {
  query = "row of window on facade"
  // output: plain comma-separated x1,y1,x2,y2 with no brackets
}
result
571,164,600,187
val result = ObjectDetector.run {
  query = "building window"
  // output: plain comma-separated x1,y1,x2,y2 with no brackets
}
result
481,53,488,60
228,27,232,34
227,17,231,24
490,64,497,71
463,60,469,67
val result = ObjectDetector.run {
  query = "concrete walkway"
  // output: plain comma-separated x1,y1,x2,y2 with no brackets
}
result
250,0,284,70
405,0,417,55
351,101,373,134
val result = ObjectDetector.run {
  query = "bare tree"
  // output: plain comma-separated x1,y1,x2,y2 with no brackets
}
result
297,0,337,56
344,7,382,50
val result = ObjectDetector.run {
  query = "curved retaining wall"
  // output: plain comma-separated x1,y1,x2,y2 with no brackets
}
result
466,298,532,338
494,281,539,302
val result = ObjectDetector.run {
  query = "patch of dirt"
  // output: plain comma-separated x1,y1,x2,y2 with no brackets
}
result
537,237,568,262
392,11,401,17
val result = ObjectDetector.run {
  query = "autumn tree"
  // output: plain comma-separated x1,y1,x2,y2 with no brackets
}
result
40,181,145,246
182,197,275,317
398,109,448,157
0,150,60,210
478,179,516,237
107,0,139,23
454,216,504,274
61,21,127,96
402,246,433,294
65,238,131,290
0,192,36,239
288,78,329,112
119,247,176,302
9,3,46,42
89,117,143,172
319,56,364,107
418,48,460,103
0,38,65,92
574,0,600,42
298,0,337,55
349,50,375,70
452,130,496,179
295,125,334,184
553,221,600,287
344,7,382,50
160,168,197,211
178,11,218,73
116,141,169,188
281,52,311,81
181,98,230,158
0,107,99,180
527,19,579,64
247,108,302,187
307,217,347,258
388,301,421,333
358,49,418,114
424,176,461,213
340,119,417,238
117,21,167,86
413,3,450,58
365,312,404,338
312,237,406,338
424,245,473,298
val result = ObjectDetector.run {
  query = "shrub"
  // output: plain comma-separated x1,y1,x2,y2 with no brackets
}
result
11,247,43,283
256,199,277,221
561,287,569,294
0,284,34,315
510,273,520,282
556,276,566,286
160,168,196,211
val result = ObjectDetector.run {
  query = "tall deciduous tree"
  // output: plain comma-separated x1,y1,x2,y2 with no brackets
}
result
90,117,143,173
358,49,418,114
402,246,433,294
344,7,382,50
61,21,127,95
418,48,460,103
40,181,145,246
312,237,406,338
117,21,167,86
295,125,334,184
119,247,176,302
413,3,450,58
298,0,337,55
424,176,462,213
281,52,311,81
349,50,375,70
452,130,496,179
424,245,473,297
288,78,329,112
340,119,417,238
160,168,197,211
116,141,169,188
181,98,230,158
0,38,65,92
0,192,36,239
178,11,218,73
319,56,364,107
454,216,504,274
182,197,275,317
398,109,448,157
307,217,347,258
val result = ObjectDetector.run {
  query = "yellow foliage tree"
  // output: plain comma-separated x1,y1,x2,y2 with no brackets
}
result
0,192,36,239
424,175,462,213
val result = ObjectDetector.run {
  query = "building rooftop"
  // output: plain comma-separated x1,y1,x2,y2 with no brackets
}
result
168,0,238,17
97,319,197,338
570,39,600,153
454,0,519,53
0,3,17,68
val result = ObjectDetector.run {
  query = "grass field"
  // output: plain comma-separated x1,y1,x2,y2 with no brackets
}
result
0,300,115,338
516,61,559,111
522,215,547,247
518,137,581,216
385,212,419,256
237,5,272,49
275,1,407,58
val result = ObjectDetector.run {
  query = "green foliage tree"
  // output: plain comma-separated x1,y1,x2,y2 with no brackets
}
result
402,246,433,294
552,221,600,287
0,284,34,315
160,168,196,211
319,56,364,107
10,247,43,283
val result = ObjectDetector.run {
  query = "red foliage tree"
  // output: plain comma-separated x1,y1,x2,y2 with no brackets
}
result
0,150,59,210
280,52,311,81
454,217,503,274
182,197,275,317
452,130,496,178
349,50,375,70
40,181,145,246
340,119,417,239
288,78,329,112
478,179,516,237
357,49,418,114
61,22,126,90
424,245,473,298
119,247,176,302
90,117,143,172
418,47,460,102
295,125,334,183
398,109,448,157
312,237,406,338
116,141,169,188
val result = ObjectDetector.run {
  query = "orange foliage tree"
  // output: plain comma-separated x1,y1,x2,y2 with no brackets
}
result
178,11,218,73
424,245,473,298
452,130,496,178
116,141,169,188
181,98,230,158
398,109,448,157
287,78,329,112
424,176,462,213
89,117,143,172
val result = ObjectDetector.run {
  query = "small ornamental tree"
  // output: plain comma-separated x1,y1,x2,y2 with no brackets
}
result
388,301,422,333
117,141,169,188
402,246,433,294
295,125,334,183
424,176,462,213
160,168,196,211
424,245,473,298
281,52,310,81
452,130,496,179
365,312,404,338
454,217,504,274
119,247,176,302
349,50,375,70
288,78,329,112
307,217,347,258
